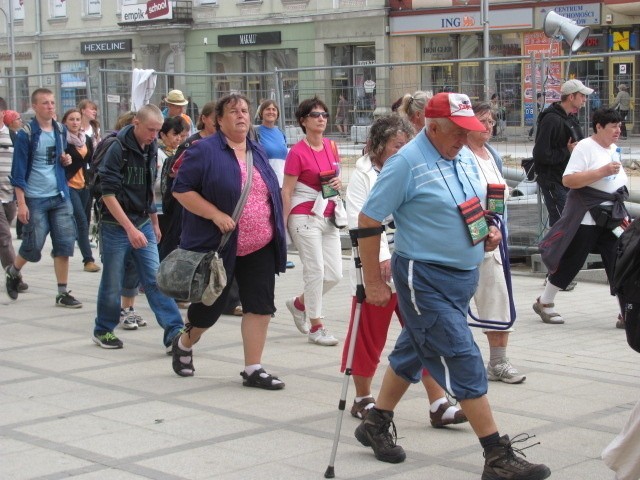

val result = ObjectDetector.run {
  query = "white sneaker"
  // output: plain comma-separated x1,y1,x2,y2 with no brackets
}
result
120,308,139,330
126,307,147,327
487,359,526,384
286,297,309,334
308,328,339,346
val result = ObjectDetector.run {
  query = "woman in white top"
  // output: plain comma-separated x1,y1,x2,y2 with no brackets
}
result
342,114,467,427
465,102,525,385
534,108,629,327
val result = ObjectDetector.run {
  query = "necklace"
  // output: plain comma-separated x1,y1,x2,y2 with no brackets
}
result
226,136,246,151
304,137,324,151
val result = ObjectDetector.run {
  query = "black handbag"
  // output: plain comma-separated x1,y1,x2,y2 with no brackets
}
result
156,149,254,305
589,204,624,230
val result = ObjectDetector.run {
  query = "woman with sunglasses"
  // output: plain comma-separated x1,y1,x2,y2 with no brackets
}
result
282,96,343,346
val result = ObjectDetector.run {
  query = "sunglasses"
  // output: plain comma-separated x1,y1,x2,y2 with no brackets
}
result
307,111,329,119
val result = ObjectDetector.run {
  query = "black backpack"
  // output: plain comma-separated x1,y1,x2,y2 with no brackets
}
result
86,132,129,199
611,219,640,303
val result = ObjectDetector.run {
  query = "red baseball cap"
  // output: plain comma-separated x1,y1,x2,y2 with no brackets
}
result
425,92,485,132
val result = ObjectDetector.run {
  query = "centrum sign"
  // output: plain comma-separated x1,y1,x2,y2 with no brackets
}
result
121,0,172,23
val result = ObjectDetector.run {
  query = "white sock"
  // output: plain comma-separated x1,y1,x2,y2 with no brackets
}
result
540,283,561,313
355,394,373,402
245,363,261,375
177,337,193,374
429,396,448,413
245,364,283,385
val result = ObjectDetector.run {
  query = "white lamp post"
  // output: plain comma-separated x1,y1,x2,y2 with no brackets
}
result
0,1,17,110
482,0,490,101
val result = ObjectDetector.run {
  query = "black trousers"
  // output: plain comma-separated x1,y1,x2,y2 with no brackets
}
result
549,225,616,288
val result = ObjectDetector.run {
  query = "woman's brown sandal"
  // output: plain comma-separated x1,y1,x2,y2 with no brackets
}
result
533,297,564,324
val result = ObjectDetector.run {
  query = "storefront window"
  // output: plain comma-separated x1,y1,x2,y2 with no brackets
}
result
329,44,376,129
421,36,456,95
210,49,297,116
58,61,88,112
100,58,135,131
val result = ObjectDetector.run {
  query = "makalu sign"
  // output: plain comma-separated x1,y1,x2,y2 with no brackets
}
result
121,0,173,23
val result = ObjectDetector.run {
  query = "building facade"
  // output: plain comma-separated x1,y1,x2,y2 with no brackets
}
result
0,0,638,131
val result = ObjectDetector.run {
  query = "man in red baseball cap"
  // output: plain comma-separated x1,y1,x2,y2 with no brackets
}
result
352,92,551,480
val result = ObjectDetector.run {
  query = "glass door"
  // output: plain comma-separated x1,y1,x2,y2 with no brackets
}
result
609,57,634,131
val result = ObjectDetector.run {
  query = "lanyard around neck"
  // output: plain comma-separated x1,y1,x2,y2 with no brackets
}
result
436,157,480,206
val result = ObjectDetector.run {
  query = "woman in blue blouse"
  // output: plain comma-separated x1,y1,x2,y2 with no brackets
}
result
256,100,295,268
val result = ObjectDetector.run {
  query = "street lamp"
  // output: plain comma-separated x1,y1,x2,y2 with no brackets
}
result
0,1,16,110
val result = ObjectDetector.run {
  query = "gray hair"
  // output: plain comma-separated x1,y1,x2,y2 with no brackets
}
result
368,114,415,163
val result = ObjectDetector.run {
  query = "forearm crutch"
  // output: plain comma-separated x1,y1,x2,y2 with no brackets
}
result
325,227,372,479
468,215,517,330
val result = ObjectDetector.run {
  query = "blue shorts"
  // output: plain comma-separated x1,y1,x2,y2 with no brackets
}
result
389,254,487,400
19,194,76,262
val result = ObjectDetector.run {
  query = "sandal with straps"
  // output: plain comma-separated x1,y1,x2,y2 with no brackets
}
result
171,334,195,377
240,368,285,390
533,297,564,324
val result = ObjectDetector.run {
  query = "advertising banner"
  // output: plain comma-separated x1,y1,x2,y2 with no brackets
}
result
523,32,562,126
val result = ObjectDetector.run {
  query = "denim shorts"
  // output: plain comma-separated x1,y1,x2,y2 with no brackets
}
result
19,194,76,262
389,254,487,400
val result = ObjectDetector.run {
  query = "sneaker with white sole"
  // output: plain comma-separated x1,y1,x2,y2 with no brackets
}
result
121,307,146,327
286,297,309,334
120,308,139,330
487,359,526,384
93,332,123,349
308,327,339,346
55,291,82,308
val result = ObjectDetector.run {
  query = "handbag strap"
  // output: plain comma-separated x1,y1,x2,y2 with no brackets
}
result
217,148,254,253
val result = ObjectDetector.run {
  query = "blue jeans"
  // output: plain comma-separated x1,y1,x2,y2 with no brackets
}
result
94,221,183,346
69,187,94,264
19,194,75,262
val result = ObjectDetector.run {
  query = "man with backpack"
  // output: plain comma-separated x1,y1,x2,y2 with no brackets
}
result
533,79,592,227
5,88,81,306
92,104,184,350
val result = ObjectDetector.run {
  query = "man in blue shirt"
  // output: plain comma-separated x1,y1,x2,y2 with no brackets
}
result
6,88,81,307
354,93,551,480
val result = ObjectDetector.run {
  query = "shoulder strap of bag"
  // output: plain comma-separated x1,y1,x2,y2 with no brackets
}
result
217,148,254,253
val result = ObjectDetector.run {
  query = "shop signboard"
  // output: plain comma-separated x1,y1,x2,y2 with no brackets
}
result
121,0,173,23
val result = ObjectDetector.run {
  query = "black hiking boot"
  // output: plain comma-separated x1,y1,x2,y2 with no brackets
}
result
354,407,406,464
482,434,551,480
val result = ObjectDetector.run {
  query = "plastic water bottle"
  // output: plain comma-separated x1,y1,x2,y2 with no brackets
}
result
606,147,622,181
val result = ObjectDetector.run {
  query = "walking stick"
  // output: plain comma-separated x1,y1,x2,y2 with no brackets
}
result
325,228,367,478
